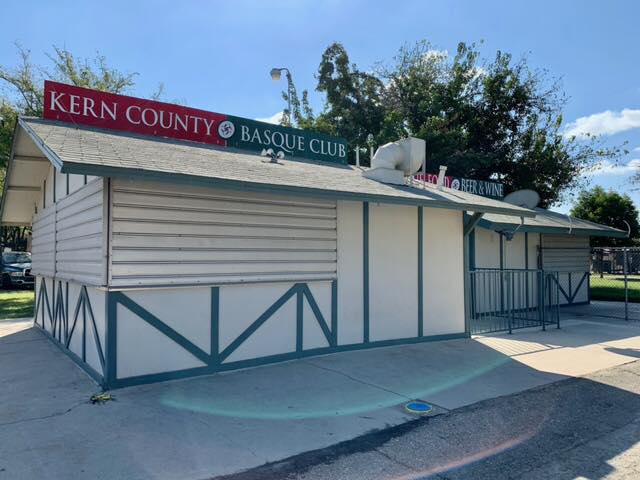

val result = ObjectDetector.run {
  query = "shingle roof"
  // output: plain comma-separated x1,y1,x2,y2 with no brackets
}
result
479,208,627,238
18,117,535,217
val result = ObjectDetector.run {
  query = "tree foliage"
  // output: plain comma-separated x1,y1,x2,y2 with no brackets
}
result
285,41,624,207
570,186,639,246
0,44,158,251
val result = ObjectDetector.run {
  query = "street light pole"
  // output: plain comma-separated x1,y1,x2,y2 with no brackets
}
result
270,67,292,126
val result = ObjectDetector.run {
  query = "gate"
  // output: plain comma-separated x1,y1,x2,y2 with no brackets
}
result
469,268,560,335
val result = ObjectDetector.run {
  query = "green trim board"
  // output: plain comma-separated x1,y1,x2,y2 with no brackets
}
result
217,283,333,362
301,284,333,346
363,202,370,343
105,291,117,386
105,281,336,387
109,332,469,389
548,271,589,304
33,278,106,388
113,291,211,365
296,288,304,352
54,281,66,341
331,280,338,347
463,212,484,236
418,207,424,337
36,326,104,385
210,287,220,364
219,284,298,361
34,278,53,330
36,274,466,391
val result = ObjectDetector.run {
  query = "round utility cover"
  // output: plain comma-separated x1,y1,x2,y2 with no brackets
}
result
404,400,433,415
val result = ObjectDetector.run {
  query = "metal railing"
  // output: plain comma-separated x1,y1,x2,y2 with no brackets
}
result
469,268,560,335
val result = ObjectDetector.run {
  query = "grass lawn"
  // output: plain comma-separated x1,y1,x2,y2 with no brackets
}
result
590,274,640,303
0,289,35,319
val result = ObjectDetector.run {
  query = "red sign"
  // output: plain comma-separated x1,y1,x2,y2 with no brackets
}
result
41,81,349,163
43,80,228,146
414,173,455,188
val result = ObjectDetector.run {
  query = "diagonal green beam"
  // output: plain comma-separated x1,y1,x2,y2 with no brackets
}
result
463,212,484,236
301,284,333,345
218,284,299,362
114,292,211,365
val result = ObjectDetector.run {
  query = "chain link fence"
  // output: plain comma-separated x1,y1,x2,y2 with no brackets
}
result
587,247,640,321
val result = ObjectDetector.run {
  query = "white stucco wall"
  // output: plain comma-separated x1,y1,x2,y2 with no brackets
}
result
423,208,465,335
369,203,419,341
219,282,298,363
475,228,501,269
475,230,540,271
113,280,334,380
336,200,364,345
504,232,526,269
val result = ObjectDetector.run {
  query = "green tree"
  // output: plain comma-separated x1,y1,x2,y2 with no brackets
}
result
286,40,624,206
285,42,389,164
570,186,639,246
380,41,625,206
0,44,160,250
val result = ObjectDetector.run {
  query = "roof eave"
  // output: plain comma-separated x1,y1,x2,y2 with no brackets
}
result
478,219,627,238
60,161,535,217
17,117,64,170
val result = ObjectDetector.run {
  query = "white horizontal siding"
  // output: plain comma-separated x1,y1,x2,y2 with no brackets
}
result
31,205,56,277
542,234,590,249
55,178,105,285
541,234,590,272
110,179,338,287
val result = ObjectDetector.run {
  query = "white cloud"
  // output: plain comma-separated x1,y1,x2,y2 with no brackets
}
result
255,111,284,125
564,108,640,138
633,146,640,153
583,159,640,176
423,49,448,61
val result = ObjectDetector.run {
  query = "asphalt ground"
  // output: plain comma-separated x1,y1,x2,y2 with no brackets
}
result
215,358,640,480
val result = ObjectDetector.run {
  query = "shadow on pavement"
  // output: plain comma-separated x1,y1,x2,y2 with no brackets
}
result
604,346,640,359
2,319,640,480
213,365,640,480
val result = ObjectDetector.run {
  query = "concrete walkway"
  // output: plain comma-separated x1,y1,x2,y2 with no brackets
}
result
2,315,640,479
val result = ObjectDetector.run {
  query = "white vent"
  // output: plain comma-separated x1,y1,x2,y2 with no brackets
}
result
362,137,425,185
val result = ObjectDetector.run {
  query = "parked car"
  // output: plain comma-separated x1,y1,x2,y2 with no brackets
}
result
1,251,34,289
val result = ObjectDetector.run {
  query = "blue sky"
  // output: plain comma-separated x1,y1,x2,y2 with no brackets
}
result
1,0,639,212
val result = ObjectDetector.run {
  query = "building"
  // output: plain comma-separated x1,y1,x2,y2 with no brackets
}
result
0,81,540,389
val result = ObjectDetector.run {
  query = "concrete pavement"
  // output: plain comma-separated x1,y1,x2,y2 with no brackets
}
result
2,315,640,479
232,359,640,480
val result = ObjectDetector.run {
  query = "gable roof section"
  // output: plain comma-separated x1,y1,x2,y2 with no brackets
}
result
478,208,627,238
2,117,536,225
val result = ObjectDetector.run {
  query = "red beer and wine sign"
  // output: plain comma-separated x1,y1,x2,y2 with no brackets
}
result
42,81,348,163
